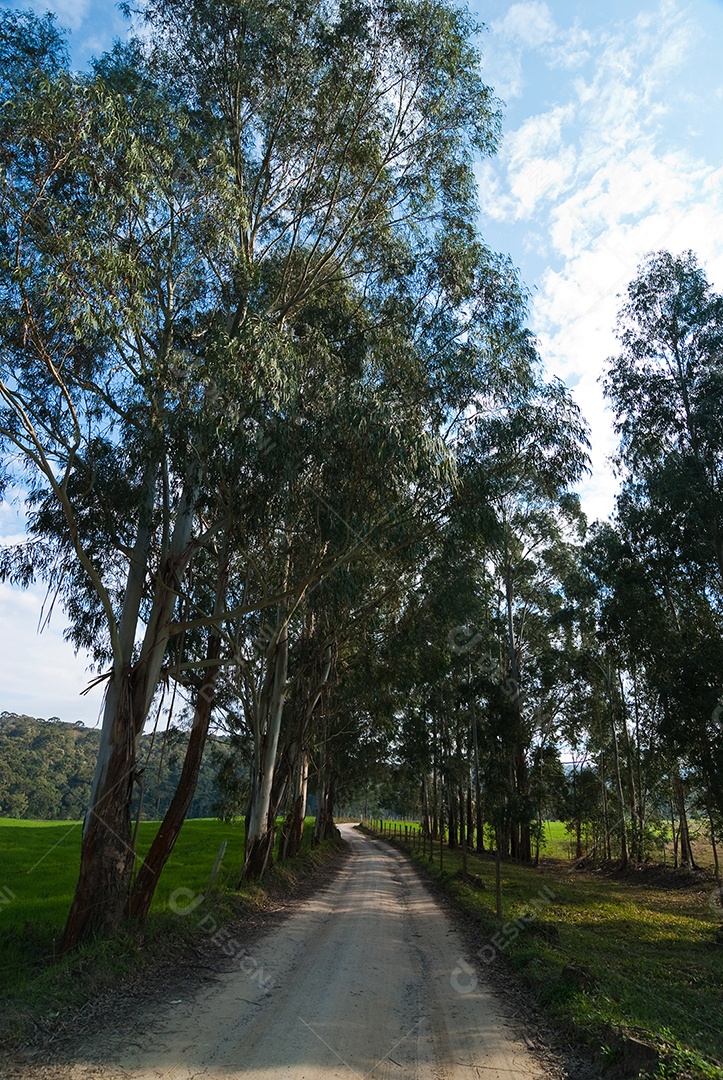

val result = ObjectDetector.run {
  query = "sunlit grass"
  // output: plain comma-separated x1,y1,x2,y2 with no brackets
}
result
0,815,324,1043
370,826,723,1078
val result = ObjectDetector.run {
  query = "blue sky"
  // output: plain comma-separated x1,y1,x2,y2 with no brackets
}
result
2,0,723,721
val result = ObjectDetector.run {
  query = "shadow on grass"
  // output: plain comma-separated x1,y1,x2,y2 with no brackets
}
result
370,829,723,1079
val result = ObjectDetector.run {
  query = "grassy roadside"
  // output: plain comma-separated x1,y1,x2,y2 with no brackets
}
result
364,825,723,1080
0,817,344,1048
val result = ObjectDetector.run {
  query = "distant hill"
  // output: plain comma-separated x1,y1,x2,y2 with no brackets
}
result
0,711,230,820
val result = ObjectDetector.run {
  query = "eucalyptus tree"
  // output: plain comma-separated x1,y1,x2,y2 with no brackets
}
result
602,251,723,831
587,514,723,842
454,378,589,859
357,364,590,861
1,0,506,947
604,249,723,587
0,12,239,949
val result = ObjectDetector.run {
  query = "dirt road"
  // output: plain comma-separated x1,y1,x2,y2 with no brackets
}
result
26,826,551,1079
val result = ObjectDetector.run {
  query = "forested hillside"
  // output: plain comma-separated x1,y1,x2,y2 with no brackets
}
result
0,712,229,820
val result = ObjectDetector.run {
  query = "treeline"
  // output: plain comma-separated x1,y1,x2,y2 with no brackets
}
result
1,0,531,950
0,712,230,820
352,250,722,879
0,0,720,960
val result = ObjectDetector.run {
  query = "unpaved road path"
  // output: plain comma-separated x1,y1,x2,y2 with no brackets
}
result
19,826,551,1080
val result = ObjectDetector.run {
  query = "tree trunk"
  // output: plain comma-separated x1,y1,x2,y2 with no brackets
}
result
504,567,531,863
448,789,457,848
421,775,431,838
472,700,484,852
126,671,217,921
673,766,696,868
57,682,137,952
242,614,290,879
280,747,309,860
600,751,611,860
670,789,678,868
632,667,647,859
280,642,332,859
439,786,445,870
618,676,640,862
607,666,628,869
313,777,338,844
571,765,583,859
431,732,439,840
494,829,502,921
126,558,227,921
460,787,468,881
59,462,201,952
706,791,721,884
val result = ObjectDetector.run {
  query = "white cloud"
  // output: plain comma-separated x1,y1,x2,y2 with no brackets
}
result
482,42,524,101
484,2,559,100
547,24,593,70
485,4,594,101
504,105,577,217
494,1,556,48
31,0,91,32
478,0,723,521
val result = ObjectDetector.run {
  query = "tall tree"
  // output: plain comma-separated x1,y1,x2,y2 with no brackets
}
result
0,0,507,946
604,249,723,587
602,250,723,825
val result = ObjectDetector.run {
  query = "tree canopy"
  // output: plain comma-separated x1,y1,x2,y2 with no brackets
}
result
2,0,721,954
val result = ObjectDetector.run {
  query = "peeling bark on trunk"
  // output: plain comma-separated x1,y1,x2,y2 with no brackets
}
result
58,464,201,953
126,558,227,922
242,549,292,881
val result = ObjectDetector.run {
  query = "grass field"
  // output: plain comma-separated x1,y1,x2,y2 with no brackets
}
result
373,817,718,870
0,816,323,1042
367,824,723,1079
0,817,251,933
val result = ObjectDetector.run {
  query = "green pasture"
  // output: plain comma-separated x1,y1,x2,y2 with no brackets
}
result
372,818,717,871
0,816,319,1039
0,818,248,935
373,818,571,856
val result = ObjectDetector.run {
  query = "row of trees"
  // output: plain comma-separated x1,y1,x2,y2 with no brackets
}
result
354,250,722,880
0,0,547,951
1,0,720,957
